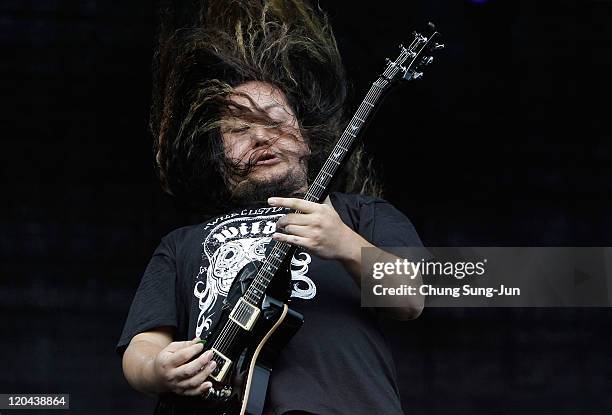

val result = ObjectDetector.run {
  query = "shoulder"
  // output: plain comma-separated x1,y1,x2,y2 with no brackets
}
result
329,192,404,214
157,223,202,256
329,192,414,229
162,223,201,242
330,192,422,246
329,192,388,208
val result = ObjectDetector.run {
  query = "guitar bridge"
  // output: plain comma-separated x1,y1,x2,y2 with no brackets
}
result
229,297,261,331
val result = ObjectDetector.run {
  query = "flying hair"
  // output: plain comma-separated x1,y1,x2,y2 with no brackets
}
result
151,0,382,213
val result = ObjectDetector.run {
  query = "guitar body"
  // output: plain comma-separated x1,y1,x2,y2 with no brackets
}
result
198,260,303,415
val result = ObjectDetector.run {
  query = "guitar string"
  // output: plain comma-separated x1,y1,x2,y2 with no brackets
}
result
232,83,381,302
209,70,400,354
233,82,387,307
208,35,437,379
209,83,386,356
210,81,392,356
209,127,369,355
208,42,422,358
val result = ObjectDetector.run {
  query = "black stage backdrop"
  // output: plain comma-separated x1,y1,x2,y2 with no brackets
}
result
1,1,611,414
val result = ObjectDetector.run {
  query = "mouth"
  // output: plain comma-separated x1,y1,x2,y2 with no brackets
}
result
253,151,281,166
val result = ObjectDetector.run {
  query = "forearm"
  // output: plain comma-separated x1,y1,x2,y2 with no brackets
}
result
339,230,424,320
337,231,374,287
122,340,168,396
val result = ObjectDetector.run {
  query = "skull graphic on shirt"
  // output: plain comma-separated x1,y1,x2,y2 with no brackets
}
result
194,212,316,338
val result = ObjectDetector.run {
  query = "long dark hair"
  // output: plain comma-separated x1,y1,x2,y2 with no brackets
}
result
151,0,382,213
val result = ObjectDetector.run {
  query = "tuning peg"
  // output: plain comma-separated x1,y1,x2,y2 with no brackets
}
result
433,43,445,50
428,22,436,31
399,43,404,49
423,56,434,66
413,72,424,79
385,58,392,64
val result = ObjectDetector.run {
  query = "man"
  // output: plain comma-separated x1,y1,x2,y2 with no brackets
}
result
117,1,424,414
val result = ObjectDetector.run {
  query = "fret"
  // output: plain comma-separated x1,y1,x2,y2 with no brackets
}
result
260,267,274,279
252,279,266,289
313,181,325,189
346,132,356,137
321,171,332,178
247,245,293,299
261,264,274,278
258,271,271,282
270,254,283,265
253,280,267,290
268,256,281,267
354,116,365,122
305,191,318,201
323,161,335,169
329,158,340,165
337,145,348,151
364,101,375,107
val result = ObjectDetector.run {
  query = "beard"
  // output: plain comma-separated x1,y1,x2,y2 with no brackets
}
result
228,168,307,208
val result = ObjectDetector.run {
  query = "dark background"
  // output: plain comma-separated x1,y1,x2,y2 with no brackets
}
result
1,0,611,414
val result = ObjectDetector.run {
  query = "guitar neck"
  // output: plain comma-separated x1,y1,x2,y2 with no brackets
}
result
243,77,392,305
209,24,443,381
304,78,390,203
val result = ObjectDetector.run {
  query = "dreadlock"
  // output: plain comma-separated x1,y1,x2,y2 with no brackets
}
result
151,0,382,213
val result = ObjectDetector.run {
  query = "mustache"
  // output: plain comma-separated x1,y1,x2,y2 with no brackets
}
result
249,149,281,163
221,139,310,183
242,145,306,166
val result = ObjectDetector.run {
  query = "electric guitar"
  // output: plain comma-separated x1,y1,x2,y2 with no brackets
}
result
196,23,444,415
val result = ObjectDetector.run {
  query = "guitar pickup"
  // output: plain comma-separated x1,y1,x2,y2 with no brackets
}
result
209,348,232,382
229,297,261,331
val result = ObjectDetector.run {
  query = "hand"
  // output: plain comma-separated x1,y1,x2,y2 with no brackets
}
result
269,196,370,261
152,338,216,397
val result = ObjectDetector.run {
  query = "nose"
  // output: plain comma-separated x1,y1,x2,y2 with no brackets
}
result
249,124,273,147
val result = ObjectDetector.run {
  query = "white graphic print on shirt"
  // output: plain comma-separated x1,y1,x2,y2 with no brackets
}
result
193,207,316,338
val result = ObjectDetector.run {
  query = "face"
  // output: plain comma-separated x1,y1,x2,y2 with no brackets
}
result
221,81,309,195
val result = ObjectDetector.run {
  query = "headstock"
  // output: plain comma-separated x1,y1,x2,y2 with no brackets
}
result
381,22,444,83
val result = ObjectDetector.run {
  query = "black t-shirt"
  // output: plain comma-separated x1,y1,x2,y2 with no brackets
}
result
116,192,424,415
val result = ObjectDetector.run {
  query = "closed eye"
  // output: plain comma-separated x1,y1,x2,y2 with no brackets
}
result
230,125,250,134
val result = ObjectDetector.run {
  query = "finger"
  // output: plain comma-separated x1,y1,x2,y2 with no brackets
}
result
183,380,213,397
280,224,313,238
272,232,312,249
268,197,318,213
167,342,205,367
176,359,217,390
165,337,201,352
172,350,214,381
276,213,311,229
